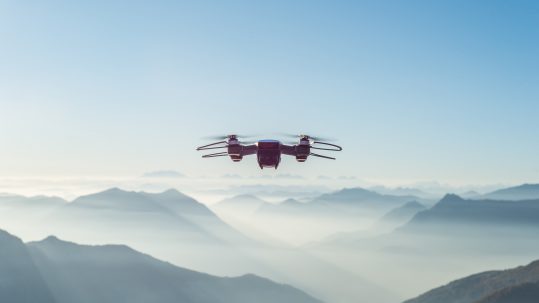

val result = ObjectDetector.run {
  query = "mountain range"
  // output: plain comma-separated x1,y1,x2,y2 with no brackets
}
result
479,184,539,201
400,194,539,235
404,259,539,303
0,229,321,303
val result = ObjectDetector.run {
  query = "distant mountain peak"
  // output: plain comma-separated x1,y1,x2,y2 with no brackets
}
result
157,188,191,199
41,235,62,242
439,193,464,202
37,235,82,249
100,187,130,195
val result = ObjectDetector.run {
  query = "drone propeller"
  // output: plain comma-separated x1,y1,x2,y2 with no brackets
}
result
202,134,257,141
277,133,335,142
309,152,336,160
202,151,229,158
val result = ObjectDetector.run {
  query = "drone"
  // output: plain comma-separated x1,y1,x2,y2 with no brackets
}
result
196,134,342,169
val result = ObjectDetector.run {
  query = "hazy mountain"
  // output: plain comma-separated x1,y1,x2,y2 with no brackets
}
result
213,194,271,215
312,193,539,258
480,184,539,201
403,259,539,303
142,189,215,216
256,198,305,215
313,187,417,206
53,188,251,246
0,229,323,303
378,201,426,227
69,187,173,212
0,195,66,215
204,184,331,200
401,194,539,233
475,282,539,303
0,230,55,303
368,186,437,199
314,201,427,245
255,187,419,219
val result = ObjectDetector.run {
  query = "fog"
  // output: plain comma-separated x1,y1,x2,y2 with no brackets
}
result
1,184,539,303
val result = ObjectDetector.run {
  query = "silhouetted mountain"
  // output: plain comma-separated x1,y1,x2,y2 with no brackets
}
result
314,193,539,255
213,194,271,215
480,184,539,201
402,194,539,232
475,282,539,303
403,259,539,303
0,230,55,303
0,229,322,303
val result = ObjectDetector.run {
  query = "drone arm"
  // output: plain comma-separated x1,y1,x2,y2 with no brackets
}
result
279,144,297,157
241,144,258,156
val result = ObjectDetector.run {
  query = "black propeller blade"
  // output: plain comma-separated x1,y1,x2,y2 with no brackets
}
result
309,152,336,160
202,151,229,158
277,133,336,142
202,134,257,141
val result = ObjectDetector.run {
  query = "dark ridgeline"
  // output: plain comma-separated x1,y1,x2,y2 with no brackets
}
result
0,229,321,303
403,260,539,303
475,282,539,303
401,194,539,233
0,230,55,303
479,184,539,201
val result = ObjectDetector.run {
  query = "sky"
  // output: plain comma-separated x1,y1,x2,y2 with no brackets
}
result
1,0,538,189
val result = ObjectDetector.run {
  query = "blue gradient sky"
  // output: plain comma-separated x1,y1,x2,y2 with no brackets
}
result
1,1,538,185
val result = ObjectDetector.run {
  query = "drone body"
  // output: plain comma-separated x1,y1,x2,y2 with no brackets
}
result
196,134,342,169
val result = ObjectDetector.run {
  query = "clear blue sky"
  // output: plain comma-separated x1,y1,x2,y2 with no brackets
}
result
1,0,538,185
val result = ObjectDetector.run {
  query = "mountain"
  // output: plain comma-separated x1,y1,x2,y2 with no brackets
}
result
480,184,539,201
142,189,213,216
213,194,271,215
378,201,426,227
255,187,420,220
309,187,419,216
475,282,539,303
403,259,539,303
0,230,56,303
401,194,539,233
69,187,174,212
314,201,427,245
0,229,322,303
55,188,251,246
368,186,437,199
313,194,539,254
